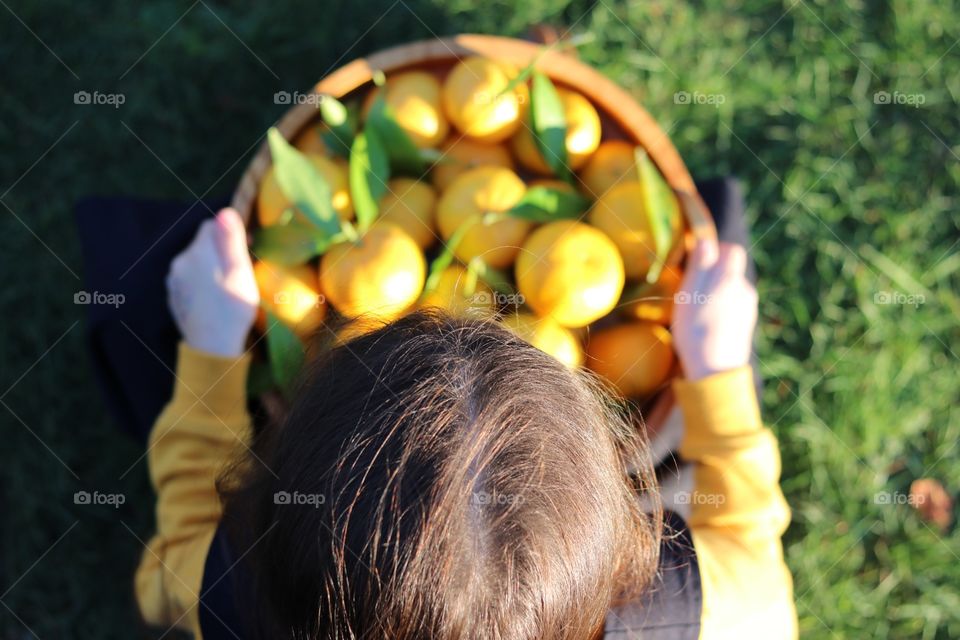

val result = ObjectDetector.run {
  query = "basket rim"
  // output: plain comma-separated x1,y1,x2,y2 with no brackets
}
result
230,33,710,232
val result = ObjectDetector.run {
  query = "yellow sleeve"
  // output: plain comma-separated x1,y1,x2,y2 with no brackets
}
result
673,366,798,639
134,342,252,636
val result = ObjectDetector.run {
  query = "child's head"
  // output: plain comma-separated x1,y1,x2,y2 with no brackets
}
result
222,310,661,639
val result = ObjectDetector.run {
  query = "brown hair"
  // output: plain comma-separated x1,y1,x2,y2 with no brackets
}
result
221,309,661,639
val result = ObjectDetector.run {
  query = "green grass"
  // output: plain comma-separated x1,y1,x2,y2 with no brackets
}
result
1,0,958,637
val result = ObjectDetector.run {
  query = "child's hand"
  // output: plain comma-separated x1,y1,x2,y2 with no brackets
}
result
672,239,758,381
166,208,260,358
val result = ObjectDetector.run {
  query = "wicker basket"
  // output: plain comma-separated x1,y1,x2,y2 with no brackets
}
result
231,34,716,437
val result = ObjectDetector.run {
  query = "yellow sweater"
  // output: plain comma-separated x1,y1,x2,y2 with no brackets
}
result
135,343,797,638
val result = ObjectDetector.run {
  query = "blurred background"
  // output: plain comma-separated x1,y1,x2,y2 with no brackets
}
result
1,0,957,637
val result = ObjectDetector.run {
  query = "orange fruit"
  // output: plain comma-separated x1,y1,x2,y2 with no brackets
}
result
501,312,584,369
334,316,388,345
435,166,531,269
293,124,328,154
588,181,663,280
363,71,449,149
319,224,426,320
515,220,625,328
431,136,514,191
253,261,327,336
441,57,529,143
374,178,438,249
510,88,601,174
257,155,353,227
620,266,682,325
586,322,675,398
419,264,495,317
579,140,636,198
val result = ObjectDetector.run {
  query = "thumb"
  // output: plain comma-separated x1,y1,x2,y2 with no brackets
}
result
212,208,251,271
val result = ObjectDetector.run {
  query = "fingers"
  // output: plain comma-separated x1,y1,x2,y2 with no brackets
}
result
211,208,251,271
688,236,720,273
716,242,748,277
680,236,719,295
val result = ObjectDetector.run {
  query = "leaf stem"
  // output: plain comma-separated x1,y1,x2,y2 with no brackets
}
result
340,220,361,245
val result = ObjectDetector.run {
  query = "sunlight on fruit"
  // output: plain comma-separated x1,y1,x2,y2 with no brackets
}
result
501,311,584,369
253,261,327,336
620,266,682,324
588,181,657,280
365,71,449,148
586,321,675,397
319,224,425,321
516,220,625,328
442,57,529,143
436,166,530,269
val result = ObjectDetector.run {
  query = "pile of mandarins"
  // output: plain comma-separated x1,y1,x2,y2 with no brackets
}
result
252,56,686,401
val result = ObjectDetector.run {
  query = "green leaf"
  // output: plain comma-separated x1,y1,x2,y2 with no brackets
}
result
264,310,305,398
366,95,424,175
318,95,355,157
252,221,338,266
496,53,541,100
423,216,479,293
267,128,342,238
462,258,482,297
505,186,590,222
469,259,515,296
349,128,390,231
496,37,594,102
529,71,570,181
635,148,681,283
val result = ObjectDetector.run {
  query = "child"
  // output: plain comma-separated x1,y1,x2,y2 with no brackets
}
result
135,208,797,639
